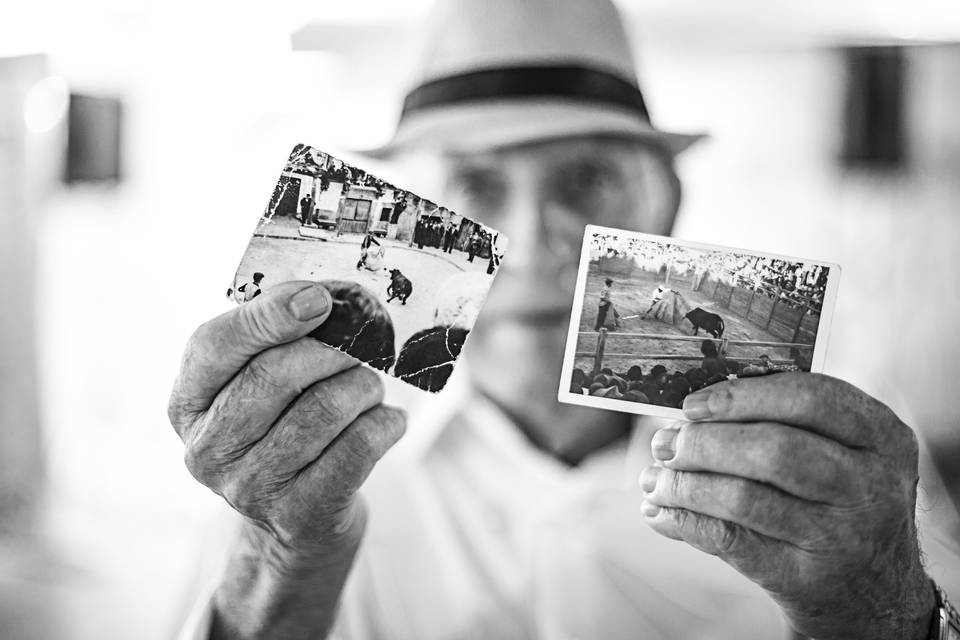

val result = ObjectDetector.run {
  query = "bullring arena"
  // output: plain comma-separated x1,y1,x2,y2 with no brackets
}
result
573,245,828,384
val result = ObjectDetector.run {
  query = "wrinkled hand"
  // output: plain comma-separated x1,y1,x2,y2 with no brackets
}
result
168,281,406,556
639,373,934,640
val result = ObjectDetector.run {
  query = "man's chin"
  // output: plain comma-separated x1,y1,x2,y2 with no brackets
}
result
464,318,568,396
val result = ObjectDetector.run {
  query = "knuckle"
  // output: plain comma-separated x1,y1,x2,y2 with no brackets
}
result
675,424,701,462
167,390,197,437
668,468,686,500
243,356,285,392
222,473,259,514
183,444,214,485
713,520,741,556
708,384,736,414
375,405,408,444
728,483,758,521
346,423,378,461
388,407,408,439
897,422,920,460
315,385,354,425
769,428,798,469
352,366,385,404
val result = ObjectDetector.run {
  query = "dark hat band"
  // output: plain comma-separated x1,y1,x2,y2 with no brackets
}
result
400,64,652,124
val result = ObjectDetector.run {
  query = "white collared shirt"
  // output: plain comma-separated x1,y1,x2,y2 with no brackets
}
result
180,367,793,639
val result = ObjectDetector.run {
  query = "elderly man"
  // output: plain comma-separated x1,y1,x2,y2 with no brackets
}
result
169,0,959,639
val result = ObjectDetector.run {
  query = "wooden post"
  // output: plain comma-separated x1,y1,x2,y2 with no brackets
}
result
766,290,780,331
712,278,721,300
592,328,608,375
791,303,807,343
746,288,757,320
726,282,735,309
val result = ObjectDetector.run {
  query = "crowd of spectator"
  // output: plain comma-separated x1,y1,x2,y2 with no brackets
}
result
571,339,809,408
588,234,829,315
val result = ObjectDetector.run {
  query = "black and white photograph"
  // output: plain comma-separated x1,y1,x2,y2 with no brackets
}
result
229,144,508,392
560,225,840,419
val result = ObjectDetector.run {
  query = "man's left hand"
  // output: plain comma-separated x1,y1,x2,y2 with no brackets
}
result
639,373,935,640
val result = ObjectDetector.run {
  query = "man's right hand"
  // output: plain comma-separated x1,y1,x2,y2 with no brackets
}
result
167,281,406,638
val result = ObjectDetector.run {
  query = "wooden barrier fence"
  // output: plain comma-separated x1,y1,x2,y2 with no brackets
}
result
704,274,823,345
580,328,813,375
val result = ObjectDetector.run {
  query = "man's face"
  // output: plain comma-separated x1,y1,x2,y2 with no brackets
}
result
439,136,679,422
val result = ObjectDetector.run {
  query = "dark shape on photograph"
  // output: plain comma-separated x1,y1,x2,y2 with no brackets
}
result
661,390,683,408
570,368,588,393
636,382,662,404
308,280,396,372
386,268,413,305
790,346,813,372
685,307,725,338
626,365,644,381
700,339,730,379
394,326,469,392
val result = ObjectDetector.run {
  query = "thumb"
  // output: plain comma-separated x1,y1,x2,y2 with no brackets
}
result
170,281,332,420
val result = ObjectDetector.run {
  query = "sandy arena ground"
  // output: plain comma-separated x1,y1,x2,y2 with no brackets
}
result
233,228,494,354
574,267,810,374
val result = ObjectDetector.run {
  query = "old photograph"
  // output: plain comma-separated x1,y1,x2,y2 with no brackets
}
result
560,225,840,419
229,144,508,392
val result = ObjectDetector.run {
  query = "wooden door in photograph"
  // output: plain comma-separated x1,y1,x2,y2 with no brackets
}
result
267,176,302,218
338,198,372,234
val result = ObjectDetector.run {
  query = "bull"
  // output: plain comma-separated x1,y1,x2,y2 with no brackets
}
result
685,307,725,339
386,268,413,305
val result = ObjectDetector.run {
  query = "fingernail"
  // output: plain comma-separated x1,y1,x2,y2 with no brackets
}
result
641,500,661,518
651,429,679,461
682,391,712,421
289,284,330,321
639,466,661,493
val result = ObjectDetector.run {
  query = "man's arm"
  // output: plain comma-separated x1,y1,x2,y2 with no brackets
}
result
209,521,362,639
168,282,406,639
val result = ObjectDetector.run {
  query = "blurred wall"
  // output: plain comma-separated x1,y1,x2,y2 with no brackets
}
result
0,54,50,528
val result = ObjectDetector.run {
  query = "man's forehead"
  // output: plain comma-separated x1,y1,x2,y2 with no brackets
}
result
443,135,665,169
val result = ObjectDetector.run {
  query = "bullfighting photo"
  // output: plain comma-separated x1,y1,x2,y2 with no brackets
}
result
559,225,840,419
229,144,508,393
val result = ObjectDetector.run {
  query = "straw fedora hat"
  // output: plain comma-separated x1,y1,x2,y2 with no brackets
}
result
363,0,704,158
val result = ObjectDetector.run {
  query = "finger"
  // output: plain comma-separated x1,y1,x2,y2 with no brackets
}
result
296,404,407,501
239,365,387,479
175,337,358,443
186,364,385,487
680,373,907,451
169,281,333,429
641,502,791,585
640,466,832,548
650,422,865,504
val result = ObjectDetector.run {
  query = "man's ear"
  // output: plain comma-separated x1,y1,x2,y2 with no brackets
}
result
633,146,682,237
662,157,682,236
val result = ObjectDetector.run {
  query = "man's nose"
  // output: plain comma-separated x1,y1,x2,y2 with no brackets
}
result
498,193,577,275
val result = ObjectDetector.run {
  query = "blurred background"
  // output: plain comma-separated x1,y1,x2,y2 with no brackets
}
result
2,1,960,637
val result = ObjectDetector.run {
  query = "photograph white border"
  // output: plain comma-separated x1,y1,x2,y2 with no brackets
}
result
558,224,842,420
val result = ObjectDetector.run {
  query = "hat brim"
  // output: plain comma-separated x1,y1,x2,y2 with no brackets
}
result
358,100,706,159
